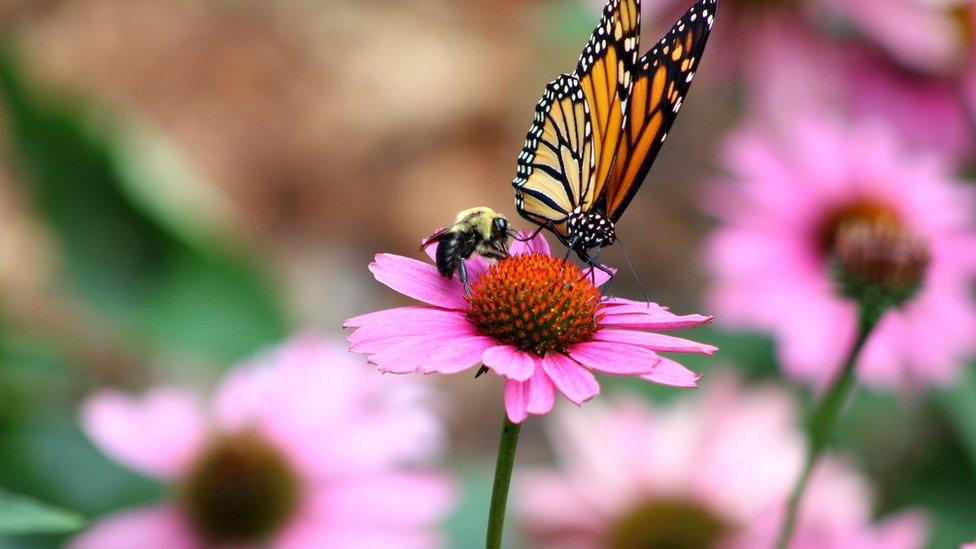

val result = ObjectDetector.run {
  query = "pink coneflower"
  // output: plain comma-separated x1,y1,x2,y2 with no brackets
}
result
70,334,454,549
517,376,929,548
705,116,976,388
344,232,716,423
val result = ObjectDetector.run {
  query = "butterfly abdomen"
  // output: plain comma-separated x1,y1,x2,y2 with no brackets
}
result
567,209,617,251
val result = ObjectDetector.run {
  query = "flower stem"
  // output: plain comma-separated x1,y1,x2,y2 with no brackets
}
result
775,309,880,549
486,415,522,549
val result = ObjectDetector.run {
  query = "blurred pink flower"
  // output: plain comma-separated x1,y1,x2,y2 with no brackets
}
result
71,335,454,549
745,20,975,164
344,232,715,424
517,376,929,548
705,117,976,388
821,0,972,75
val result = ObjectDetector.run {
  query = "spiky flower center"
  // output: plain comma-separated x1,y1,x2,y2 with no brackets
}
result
834,218,930,308
466,253,601,356
604,497,731,549
816,200,901,256
178,431,300,544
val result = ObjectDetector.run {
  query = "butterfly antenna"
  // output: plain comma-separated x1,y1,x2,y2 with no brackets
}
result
615,234,651,306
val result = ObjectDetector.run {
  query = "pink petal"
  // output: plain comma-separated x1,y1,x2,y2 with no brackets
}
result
345,307,473,344
601,297,669,312
301,473,455,528
80,389,206,479
600,311,714,331
482,345,536,381
524,368,557,415
361,333,492,375
568,341,661,375
509,230,551,256
505,364,559,423
213,337,444,481
368,254,467,309
594,329,718,355
639,357,701,388
350,327,477,355
68,506,199,549
278,529,441,549
423,336,498,374
585,265,616,287
541,353,600,405
504,379,530,424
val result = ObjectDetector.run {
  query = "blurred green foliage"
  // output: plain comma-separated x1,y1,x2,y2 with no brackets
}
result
0,51,287,364
0,488,84,535
0,50,289,547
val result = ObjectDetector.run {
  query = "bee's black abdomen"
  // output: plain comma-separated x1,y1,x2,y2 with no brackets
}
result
435,231,480,279
435,234,461,278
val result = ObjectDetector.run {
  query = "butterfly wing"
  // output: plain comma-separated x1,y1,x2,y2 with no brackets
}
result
513,74,594,239
576,0,641,206
600,0,715,222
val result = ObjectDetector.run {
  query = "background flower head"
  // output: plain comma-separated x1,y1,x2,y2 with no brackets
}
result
71,334,455,549
705,116,976,388
516,376,929,548
345,232,716,423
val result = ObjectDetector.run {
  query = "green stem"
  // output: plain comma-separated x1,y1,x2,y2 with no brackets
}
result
486,415,522,549
775,309,880,549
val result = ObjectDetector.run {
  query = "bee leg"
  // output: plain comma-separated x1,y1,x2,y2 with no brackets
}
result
459,261,472,295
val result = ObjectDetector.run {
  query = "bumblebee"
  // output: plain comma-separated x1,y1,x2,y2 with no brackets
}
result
422,207,510,284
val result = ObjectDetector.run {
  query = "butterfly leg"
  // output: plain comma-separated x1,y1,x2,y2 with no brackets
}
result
576,248,615,295
511,224,545,244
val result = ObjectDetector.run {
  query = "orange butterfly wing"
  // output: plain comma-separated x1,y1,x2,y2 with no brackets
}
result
601,0,715,222
575,0,641,209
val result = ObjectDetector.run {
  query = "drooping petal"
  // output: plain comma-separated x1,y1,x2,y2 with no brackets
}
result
68,506,199,549
483,345,536,381
542,353,600,405
639,356,701,388
504,379,529,424
568,341,661,375
80,389,206,479
369,253,467,309
595,329,718,355
524,367,557,416
505,364,559,423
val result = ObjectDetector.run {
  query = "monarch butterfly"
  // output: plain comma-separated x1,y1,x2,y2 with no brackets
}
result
513,0,715,265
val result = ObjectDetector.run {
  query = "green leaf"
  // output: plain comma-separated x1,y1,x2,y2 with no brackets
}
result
0,489,83,535
0,50,287,362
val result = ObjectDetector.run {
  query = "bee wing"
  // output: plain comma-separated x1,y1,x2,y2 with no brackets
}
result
420,227,451,250
419,211,486,250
